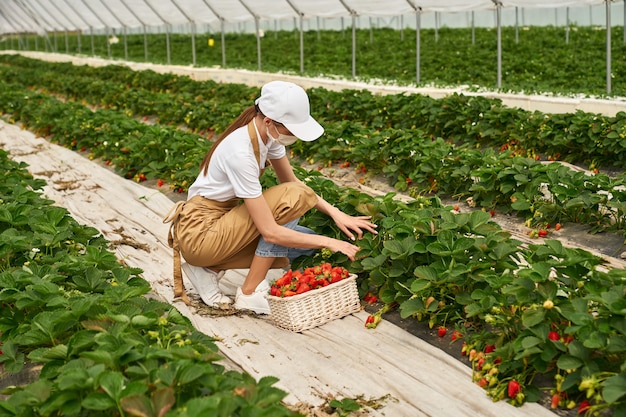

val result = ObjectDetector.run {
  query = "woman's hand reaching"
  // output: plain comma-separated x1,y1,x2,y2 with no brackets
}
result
332,211,378,242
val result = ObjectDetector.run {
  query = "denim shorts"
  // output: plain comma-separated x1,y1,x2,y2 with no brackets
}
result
255,218,316,262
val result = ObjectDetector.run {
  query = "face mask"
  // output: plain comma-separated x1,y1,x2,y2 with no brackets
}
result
268,123,298,146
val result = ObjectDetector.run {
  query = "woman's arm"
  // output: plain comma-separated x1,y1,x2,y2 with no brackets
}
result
270,156,378,241
243,195,363,260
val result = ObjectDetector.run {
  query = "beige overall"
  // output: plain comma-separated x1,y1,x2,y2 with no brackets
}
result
163,121,318,303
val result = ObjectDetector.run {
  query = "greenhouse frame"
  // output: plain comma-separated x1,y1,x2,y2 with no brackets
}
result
0,0,623,92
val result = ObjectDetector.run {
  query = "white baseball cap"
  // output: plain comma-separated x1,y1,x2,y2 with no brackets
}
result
255,81,324,142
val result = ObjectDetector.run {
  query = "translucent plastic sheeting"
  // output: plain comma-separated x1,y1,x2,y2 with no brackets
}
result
0,0,611,35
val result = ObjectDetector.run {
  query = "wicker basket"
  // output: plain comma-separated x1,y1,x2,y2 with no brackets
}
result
267,274,361,332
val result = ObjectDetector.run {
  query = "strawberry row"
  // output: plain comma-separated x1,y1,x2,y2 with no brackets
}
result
1,59,625,237
3,53,626,172
0,149,297,416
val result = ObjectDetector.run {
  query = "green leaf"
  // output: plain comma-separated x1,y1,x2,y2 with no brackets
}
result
521,336,543,349
413,266,438,281
82,392,116,411
522,309,545,328
602,374,626,404
556,354,583,371
99,371,125,400
399,298,425,319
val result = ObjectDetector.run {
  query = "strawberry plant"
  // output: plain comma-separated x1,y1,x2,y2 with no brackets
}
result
0,149,299,416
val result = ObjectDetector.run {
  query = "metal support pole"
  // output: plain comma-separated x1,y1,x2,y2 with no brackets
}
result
170,0,197,65
143,25,148,60
117,0,148,60
255,17,261,70
286,0,305,73
472,11,475,45
78,0,111,58
90,27,94,56
351,13,356,77
496,2,502,89
238,0,261,70
515,7,519,44
566,7,570,45
199,0,227,66
96,0,128,60
606,0,612,94
221,19,226,66
416,10,421,84
139,0,170,63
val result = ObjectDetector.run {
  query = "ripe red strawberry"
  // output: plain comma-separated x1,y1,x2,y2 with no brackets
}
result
489,209,495,217
478,378,488,388
507,380,521,398
551,393,560,409
365,314,381,329
296,283,311,294
578,400,591,414
451,330,463,341
364,293,378,304
437,327,447,337
157,179,164,187
548,331,560,341
555,223,562,231
484,344,496,353
538,229,548,237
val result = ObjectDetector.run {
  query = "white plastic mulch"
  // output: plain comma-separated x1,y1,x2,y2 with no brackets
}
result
0,120,558,416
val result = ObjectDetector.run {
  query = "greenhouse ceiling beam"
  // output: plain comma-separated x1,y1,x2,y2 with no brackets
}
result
117,0,150,61
238,0,262,71
200,0,226,67
140,0,172,64
338,0,357,78
170,0,197,66
33,0,72,53
2,1,32,34
95,0,129,60
17,0,53,32
78,0,112,59
27,0,66,34
285,0,304,73
13,0,44,32
14,0,55,50
0,7,24,35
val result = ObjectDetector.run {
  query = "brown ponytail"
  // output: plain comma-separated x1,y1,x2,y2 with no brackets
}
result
199,105,260,176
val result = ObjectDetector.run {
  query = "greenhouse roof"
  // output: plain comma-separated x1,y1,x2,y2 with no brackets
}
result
0,0,607,35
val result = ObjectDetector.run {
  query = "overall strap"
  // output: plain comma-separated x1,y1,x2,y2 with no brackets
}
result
247,120,264,173
163,201,190,304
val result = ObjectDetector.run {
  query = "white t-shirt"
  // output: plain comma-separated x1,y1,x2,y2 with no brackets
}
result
187,123,286,201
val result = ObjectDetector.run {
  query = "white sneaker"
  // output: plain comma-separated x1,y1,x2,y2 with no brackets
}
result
182,263,232,307
234,281,271,315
